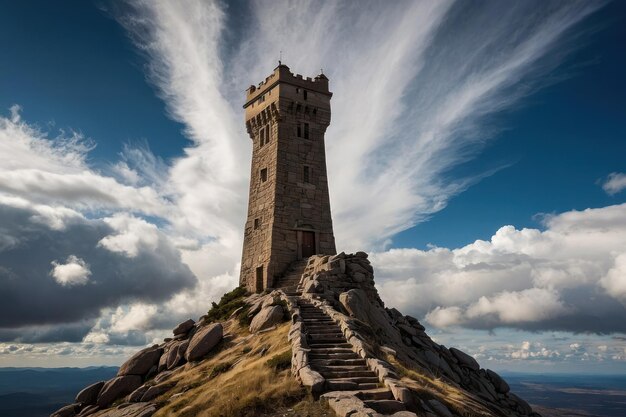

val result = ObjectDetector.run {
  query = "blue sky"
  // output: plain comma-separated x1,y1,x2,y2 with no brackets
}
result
0,0,625,373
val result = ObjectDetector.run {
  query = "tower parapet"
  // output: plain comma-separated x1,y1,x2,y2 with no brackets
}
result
240,64,336,292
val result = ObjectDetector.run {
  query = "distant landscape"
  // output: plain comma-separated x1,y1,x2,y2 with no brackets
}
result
1,368,625,417
0,367,117,417
503,373,626,417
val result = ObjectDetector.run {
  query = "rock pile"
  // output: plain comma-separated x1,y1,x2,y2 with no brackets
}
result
50,319,223,417
288,253,540,417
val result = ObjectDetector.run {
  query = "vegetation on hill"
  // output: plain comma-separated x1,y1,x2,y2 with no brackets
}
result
151,320,329,417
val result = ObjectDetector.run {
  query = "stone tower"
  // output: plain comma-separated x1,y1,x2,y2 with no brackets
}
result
239,64,337,292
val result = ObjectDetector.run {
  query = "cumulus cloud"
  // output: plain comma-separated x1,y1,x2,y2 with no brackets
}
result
50,255,92,286
374,203,626,333
0,200,196,329
98,214,159,258
509,341,560,360
602,172,626,195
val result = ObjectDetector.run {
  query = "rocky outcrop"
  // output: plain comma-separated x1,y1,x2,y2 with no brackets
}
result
117,346,162,377
52,315,225,416
97,375,143,408
185,323,223,361
172,319,194,336
285,253,541,417
249,305,284,333
75,381,105,406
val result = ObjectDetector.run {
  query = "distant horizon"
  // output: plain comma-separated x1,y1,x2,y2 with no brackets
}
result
3,366,626,378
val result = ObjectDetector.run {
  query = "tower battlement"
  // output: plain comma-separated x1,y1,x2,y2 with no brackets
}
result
244,64,330,109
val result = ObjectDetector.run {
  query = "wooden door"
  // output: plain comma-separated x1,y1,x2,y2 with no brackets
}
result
301,231,316,258
255,266,264,292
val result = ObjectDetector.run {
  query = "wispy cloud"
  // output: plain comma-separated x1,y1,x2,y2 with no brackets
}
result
116,0,604,250
603,172,626,195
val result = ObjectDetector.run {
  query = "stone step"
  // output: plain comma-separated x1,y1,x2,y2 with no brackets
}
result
309,352,360,360
302,320,335,324
363,399,406,414
307,333,345,339
309,339,349,346
310,358,367,367
320,370,377,379
308,333,345,339
305,326,339,332
308,332,345,339
325,379,380,391
356,388,395,401
317,365,371,372
309,347,354,353
308,343,352,349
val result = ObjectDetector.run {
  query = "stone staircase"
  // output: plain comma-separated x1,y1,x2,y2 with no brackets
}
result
298,298,408,415
274,259,308,296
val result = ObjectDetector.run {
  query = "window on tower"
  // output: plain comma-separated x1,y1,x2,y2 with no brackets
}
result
303,166,310,183
254,218,260,229
304,122,309,139
303,90,308,100
260,168,268,182
259,125,269,147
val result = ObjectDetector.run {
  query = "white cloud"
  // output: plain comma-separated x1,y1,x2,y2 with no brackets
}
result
110,304,158,333
98,214,160,258
116,0,604,251
509,341,560,360
50,255,91,286
600,253,626,302
602,172,626,195
374,203,626,332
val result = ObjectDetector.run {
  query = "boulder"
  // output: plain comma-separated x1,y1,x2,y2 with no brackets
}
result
97,375,143,408
185,323,223,361
298,367,325,395
449,347,479,371
249,305,284,333
117,346,163,376
140,382,176,401
486,369,510,394
172,319,195,336
75,381,104,405
509,392,533,415
50,403,80,417
127,385,149,403
170,340,189,369
302,279,321,294
339,289,402,345
76,404,99,416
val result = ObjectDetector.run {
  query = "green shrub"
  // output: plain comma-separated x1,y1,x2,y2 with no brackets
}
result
204,286,249,323
266,350,292,371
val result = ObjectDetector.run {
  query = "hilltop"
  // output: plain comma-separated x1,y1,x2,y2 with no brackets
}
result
51,252,540,417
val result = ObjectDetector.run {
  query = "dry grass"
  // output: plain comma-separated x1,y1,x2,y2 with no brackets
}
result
152,321,319,417
387,355,500,417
